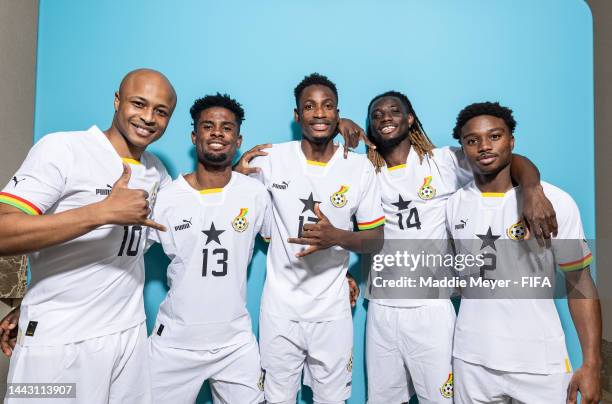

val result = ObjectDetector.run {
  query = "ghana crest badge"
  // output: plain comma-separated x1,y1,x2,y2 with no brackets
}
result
507,221,527,240
330,185,349,208
418,176,436,200
439,372,453,398
232,208,249,232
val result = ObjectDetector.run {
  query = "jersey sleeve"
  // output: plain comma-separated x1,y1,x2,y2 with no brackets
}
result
355,160,385,231
551,193,592,272
259,190,273,242
0,134,73,215
248,150,272,187
445,146,473,189
146,196,177,258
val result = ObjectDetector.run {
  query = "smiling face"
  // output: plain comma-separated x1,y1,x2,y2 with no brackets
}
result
192,106,242,167
368,95,414,151
459,115,514,175
294,84,339,144
112,70,176,152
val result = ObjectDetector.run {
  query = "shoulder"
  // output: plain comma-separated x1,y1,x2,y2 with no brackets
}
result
233,172,268,193
540,181,580,217
141,150,169,175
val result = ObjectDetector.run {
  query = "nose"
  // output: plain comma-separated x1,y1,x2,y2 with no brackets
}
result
313,104,325,118
478,137,492,152
140,107,155,125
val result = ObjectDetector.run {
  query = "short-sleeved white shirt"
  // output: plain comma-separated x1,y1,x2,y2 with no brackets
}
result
148,173,271,349
368,146,472,307
446,181,591,374
250,141,384,321
0,126,170,346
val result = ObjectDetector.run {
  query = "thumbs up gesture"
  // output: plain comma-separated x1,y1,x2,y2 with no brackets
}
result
99,164,166,231
288,203,340,258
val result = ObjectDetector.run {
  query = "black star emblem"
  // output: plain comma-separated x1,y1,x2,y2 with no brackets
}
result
299,192,321,215
476,226,501,251
391,195,411,211
202,222,225,245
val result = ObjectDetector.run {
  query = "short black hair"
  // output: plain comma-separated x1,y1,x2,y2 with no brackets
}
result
452,102,516,140
190,93,245,128
294,73,338,108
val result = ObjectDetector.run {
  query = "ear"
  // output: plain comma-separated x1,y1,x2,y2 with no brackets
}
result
114,91,120,112
407,113,415,128
510,134,515,151
191,130,197,146
294,108,300,123
236,134,243,149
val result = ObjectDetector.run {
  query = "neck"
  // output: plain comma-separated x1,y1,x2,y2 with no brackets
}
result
185,162,232,190
381,137,412,167
300,138,337,162
104,125,145,160
474,164,513,193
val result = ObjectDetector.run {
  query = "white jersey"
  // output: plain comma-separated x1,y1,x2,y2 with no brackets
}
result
251,141,384,321
446,181,592,374
368,146,472,307
148,173,271,350
0,126,170,346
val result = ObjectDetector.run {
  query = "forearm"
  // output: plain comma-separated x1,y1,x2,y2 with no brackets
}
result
567,270,602,367
510,154,540,188
0,204,106,256
335,227,383,254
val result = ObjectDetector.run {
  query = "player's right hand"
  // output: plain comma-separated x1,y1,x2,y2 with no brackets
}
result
234,144,271,175
0,305,19,357
100,164,166,231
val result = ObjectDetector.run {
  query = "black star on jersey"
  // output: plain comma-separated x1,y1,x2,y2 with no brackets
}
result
476,226,501,251
202,222,225,245
299,192,321,214
391,195,411,211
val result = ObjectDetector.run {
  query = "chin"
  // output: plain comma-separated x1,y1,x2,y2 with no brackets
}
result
305,132,335,144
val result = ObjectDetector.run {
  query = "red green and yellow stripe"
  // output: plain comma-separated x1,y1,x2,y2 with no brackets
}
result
335,185,349,195
559,253,592,272
0,192,42,215
422,176,433,187
357,216,385,230
238,208,248,218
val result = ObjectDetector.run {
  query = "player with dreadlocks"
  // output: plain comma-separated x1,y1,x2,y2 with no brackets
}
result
362,90,559,404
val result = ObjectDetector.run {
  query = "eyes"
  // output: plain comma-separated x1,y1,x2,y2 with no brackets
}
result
464,133,503,146
130,100,169,118
371,107,402,120
200,123,235,132
303,101,336,111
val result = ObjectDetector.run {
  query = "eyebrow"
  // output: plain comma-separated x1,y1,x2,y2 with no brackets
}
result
200,120,236,126
462,127,507,137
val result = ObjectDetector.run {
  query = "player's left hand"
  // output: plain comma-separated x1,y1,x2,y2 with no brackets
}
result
522,185,558,247
347,273,359,308
337,118,376,158
288,203,340,257
0,305,20,357
566,364,601,404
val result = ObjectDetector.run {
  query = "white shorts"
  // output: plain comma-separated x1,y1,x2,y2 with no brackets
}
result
366,301,455,404
454,358,572,404
259,311,353,404
5,322,150,404
148,335,264,404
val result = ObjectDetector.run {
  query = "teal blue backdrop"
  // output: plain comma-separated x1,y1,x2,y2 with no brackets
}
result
34,0,594,402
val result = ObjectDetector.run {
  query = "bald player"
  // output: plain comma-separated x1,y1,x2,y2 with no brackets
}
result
0,69,176,403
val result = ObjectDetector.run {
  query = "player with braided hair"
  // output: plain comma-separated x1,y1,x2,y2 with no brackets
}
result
362,91,559,404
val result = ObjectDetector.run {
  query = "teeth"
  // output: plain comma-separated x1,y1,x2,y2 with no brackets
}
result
381,125,396,134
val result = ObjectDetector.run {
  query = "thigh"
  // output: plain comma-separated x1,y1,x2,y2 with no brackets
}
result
6,338,113,404
148,337,208,404
399,303,455,404
454,358,509,404
209,339,264,404
259,311,305,403
305,317,353,404
109,323,152,404
366,304,410,404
